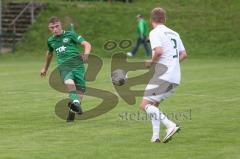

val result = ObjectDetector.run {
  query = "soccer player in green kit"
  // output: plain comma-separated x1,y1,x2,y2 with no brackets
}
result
40,16,91,122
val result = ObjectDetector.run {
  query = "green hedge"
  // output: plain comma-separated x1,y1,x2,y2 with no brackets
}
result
12,0,240,58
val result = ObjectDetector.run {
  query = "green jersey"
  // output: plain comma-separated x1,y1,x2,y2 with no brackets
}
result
137,19,148,37
47,31,85,65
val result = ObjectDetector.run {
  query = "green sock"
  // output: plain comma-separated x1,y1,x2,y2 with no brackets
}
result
69,91,79,102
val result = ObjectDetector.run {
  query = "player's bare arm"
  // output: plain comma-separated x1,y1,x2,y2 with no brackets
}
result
145,46,163,68
80,41,91,62
179,50,187,62
40,51,53,77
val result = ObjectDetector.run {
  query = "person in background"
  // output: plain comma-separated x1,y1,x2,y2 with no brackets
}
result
127,14,151,57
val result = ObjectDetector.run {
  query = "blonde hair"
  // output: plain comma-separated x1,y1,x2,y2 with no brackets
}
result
151,7,166,24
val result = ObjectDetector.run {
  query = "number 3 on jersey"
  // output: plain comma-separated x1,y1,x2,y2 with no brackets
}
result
171,38,178,58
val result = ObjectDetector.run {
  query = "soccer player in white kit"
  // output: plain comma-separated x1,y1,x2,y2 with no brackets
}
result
141,7,187,143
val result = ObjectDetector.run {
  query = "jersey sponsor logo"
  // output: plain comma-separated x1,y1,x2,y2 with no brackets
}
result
56,45,66,54
63,38,69,43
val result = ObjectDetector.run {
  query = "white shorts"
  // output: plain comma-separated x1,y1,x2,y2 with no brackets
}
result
143,79,178,103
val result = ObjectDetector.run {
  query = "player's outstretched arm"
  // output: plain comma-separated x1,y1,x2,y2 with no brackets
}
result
179,50,187,62
40,51,53,77
80,41,91,62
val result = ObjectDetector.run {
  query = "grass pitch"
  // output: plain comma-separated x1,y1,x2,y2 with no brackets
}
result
0,56,239,159
1,0,239,158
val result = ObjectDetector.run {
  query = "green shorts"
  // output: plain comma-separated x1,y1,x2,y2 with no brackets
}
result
59,64,86,92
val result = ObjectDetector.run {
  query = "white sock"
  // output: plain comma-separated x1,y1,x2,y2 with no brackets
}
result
144,104,160,139
73,100,80,103
159,110,176,129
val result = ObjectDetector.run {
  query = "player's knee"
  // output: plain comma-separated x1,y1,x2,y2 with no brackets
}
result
64,79,75,86
140,100,148,111
140,99,158,111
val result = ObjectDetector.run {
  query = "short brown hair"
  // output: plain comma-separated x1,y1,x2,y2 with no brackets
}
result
151,7,166,24
136,14,142,19
48,16,61,24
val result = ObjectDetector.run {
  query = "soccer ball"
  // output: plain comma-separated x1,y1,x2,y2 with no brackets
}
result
111,69,128,86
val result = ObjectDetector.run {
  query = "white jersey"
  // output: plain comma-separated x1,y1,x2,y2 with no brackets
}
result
149,25,185,84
